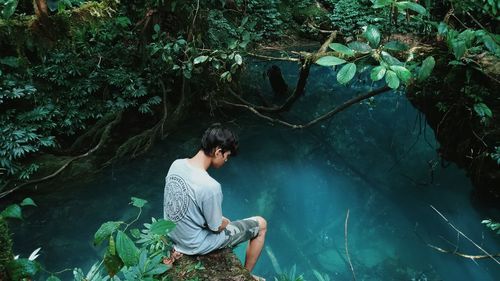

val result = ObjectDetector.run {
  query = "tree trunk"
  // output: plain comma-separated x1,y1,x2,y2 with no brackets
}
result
33,0,48,18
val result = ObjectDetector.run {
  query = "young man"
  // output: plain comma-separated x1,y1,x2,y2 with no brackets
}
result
163,124,267,277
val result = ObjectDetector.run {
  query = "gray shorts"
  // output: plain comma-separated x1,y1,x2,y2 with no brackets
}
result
219,216,260,249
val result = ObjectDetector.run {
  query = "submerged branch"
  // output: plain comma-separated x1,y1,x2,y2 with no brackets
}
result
345,209,356,281
426,243,500,260
430,205,500,265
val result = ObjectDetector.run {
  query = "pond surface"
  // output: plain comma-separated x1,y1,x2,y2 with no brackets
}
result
10,61,500,280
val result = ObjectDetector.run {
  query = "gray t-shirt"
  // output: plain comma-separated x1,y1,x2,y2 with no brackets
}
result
163,158,226,255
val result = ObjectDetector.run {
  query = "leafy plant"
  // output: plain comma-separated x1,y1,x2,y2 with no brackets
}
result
274,265,304,281
314,25,435,88
481,219,500,234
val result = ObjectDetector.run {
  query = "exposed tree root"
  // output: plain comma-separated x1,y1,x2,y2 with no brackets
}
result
0,111,123,199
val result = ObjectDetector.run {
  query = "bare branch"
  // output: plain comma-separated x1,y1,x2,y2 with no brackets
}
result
430,205,500,265
426,243,500,260
345,209,357,281
246,52,300,62
224,86,390,129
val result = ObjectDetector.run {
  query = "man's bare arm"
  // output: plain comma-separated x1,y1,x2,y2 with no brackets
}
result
217,216,230,232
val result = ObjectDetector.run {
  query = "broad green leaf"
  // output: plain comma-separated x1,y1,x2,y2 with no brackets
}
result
46,276,61,281
417,56,435,82
381,51,403,66
104,238,123,277
370,66,386,81
451,39,466,59
481,35,498,54
315,56,346,66
20,198,36,207
474,103,493,118
116,230,139,266
328,43,355,56
458,29,476,48
94,221,122,246
193,56,208,65
153,24,160,33
372,0,393,8
384,41,409,51
364,25,381,48
347,42,372,54
150,219,176,235
390,65,412,84
0,56,19,68
1,204,21,219
437,22,448,35
385,70,400,89
234,54,243,65
337,63,357,85
130,197,147,208
6,258,39,280
396,1,428,15
130,228,141,239
1,0,19,19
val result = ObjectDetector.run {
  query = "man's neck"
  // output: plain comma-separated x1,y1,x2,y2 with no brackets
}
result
187,150,212,171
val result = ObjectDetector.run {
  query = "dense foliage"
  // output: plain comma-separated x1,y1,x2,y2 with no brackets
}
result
0,0,499,280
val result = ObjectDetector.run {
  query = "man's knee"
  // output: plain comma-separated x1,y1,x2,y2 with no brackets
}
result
255,216,267,233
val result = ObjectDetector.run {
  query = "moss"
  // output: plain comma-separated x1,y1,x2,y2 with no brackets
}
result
0,218,14,280
163,248,255,281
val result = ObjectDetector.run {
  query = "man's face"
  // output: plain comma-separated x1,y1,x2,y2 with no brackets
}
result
211,148,231,169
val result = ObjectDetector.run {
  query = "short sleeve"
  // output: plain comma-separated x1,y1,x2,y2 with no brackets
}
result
201,190,223,232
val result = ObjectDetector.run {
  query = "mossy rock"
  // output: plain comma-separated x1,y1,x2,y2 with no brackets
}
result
163,248,255,281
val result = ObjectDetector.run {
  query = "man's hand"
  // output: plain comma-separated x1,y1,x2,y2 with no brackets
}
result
217,216,230,232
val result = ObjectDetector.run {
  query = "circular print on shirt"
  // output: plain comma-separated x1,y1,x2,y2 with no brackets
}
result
164,174,189,222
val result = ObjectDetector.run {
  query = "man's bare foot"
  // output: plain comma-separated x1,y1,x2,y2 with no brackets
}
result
162,249,183,266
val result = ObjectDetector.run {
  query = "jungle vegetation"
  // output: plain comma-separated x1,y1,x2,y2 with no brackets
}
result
0,0,499,280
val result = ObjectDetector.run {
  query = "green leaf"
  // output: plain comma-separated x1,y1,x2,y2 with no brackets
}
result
6,258,39,280
193,55,209,65
337,63,357,85
315,56,346,66
116,230,139,267
437,22,448,35
46,276,61,281
451,39,466,59
131,197,147,208
372,0,393,8
1,204,22,219
347,42,372,54
328,43,355,56
390,65,412,84
234,54,243,65
385,70,400,89
370,66,386,81
0,56,19,68
94,221,122,246
417,56,435,82
20,198,36,207
104,237,123,277
474,103,493,118
396,1,428,15
153,24,160,33
384,41,409,51
1,0,19,19
481,35,498,54
364,25,381,48
150,219,176,235
381,51,403,66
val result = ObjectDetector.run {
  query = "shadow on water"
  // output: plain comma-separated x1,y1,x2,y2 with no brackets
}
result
10,60,500,280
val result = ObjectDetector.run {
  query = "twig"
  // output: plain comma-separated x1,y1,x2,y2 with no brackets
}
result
345,209,356,281
430,205,500,265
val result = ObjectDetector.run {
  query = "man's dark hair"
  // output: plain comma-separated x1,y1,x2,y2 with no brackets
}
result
201,124,238,156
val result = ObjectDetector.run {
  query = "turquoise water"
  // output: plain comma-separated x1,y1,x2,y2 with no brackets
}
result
9,61,500,280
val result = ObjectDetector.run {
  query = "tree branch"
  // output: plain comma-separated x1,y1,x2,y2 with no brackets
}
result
223,86,390,129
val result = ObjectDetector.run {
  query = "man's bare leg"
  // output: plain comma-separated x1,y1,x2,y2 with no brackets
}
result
244,216,267,272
